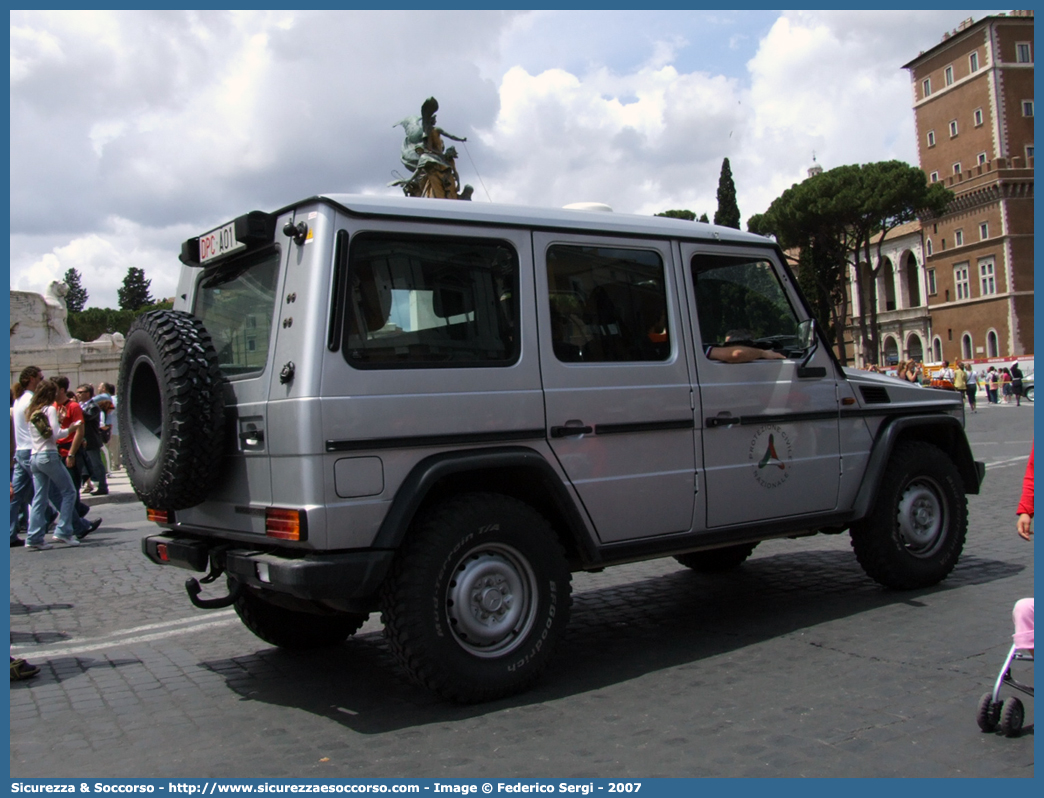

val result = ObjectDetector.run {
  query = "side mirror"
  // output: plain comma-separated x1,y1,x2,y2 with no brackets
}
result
796,318,826,378
797,318,815,350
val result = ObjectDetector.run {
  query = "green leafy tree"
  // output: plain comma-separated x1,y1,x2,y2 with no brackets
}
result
713,157,741,229
117,266,154,311
655,209,710,222
63,268,88,313
67,300,174,342
852,161,951,364
749,160,952,365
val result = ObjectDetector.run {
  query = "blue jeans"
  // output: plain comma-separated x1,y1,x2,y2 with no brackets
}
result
28,451,78,544
83,449,108,492
13,449,90,538
9,449,33,541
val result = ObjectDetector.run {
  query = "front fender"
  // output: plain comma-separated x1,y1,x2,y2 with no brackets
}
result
851,414,983,522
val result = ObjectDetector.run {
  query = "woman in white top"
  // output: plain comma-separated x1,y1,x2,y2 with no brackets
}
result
24,380,81,549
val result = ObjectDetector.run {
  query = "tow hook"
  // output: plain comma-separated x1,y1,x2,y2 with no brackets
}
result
185,557,243,609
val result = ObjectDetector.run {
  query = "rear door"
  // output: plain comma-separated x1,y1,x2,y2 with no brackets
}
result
681,246,841,528
318,220,544,550
535,232,696,543
174,208,298,535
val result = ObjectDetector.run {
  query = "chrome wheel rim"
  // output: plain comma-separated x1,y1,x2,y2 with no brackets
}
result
896,478,946,557
445,543,538,658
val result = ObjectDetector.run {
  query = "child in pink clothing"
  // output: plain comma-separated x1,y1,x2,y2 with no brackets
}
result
1013,446,1033,652
1012,598,1033,651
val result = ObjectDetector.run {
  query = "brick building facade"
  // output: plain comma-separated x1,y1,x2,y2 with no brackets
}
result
845,11,1033,368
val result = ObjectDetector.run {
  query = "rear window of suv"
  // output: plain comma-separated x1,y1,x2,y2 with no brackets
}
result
342,233,520,368
195,249,280,377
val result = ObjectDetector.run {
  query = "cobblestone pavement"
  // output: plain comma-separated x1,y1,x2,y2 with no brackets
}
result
9,406,1034,778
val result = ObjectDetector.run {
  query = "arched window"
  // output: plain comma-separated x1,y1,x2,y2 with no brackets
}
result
932,337,943,363
961,333,973,360
906,334,923,362
986,329,999,358
883,259,896,311
905,253,921,307
926,238,933,256
883,336,899,365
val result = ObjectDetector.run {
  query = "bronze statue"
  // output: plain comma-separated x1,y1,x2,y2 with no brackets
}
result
391,97,473,200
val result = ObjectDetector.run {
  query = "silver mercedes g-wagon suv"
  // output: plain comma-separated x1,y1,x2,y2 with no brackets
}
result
121,194,983,703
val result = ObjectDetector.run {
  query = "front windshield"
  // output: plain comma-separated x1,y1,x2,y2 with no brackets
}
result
194,250,280,377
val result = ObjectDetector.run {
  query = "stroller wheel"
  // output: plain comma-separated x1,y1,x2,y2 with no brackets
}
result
976,692,1000,732
999,697,1025,737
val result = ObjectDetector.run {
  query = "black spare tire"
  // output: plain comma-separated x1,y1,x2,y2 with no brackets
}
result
117,310,226,510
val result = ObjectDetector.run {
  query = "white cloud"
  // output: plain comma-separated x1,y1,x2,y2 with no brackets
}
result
9,9,1004,310
11,218,194,310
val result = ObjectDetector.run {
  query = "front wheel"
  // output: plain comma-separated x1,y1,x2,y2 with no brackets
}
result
380,493,572,703
976,692,1000,732
850,442,967,589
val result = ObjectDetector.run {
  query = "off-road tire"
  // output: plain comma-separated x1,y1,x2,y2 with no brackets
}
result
850,441,967,590
234,587,367,650
674,542,759,573
117,310,225,510
380,493,572,703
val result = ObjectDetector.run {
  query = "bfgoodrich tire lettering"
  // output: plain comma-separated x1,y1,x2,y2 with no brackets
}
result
234,587,367,649
850,441,967,589
117,310,225,510
380,493,572,703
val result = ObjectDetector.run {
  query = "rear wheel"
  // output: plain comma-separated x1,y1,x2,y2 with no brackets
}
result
999,696,1025,737
675,542,759,573
850,442,967,589
234,587,367,650
380,493,571,703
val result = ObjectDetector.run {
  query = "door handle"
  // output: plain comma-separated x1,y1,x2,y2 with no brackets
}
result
550,425,594,438
705,415,738,428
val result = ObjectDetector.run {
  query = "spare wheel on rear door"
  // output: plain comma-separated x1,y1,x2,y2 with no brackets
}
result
117,310,226,510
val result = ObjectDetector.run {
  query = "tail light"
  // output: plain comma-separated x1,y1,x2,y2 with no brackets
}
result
266,508,306,541
147,508,174,524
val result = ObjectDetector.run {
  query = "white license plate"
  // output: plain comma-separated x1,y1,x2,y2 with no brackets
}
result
199,221,246,264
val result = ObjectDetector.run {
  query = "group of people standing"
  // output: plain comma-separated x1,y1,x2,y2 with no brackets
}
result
947,360,1025,410
889,359,1027,412
9,366,116,551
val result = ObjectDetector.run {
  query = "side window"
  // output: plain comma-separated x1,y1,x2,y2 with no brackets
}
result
195,250,281,377
546,245,669,363
692,255,800,355
342,233,519,368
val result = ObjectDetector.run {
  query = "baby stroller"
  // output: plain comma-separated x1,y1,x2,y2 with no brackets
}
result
977,598,1034,737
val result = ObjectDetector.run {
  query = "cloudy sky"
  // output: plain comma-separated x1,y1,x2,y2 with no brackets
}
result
10,9,1000,311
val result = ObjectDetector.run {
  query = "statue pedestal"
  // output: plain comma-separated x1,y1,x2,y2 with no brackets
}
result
9,287,126,390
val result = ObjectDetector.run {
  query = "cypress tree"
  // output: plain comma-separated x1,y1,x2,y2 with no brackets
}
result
713,157,741,229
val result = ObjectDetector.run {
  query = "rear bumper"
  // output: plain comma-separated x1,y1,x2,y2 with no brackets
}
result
142,534,394,601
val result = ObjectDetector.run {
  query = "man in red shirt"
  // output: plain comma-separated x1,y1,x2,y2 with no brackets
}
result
52,376,93,525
